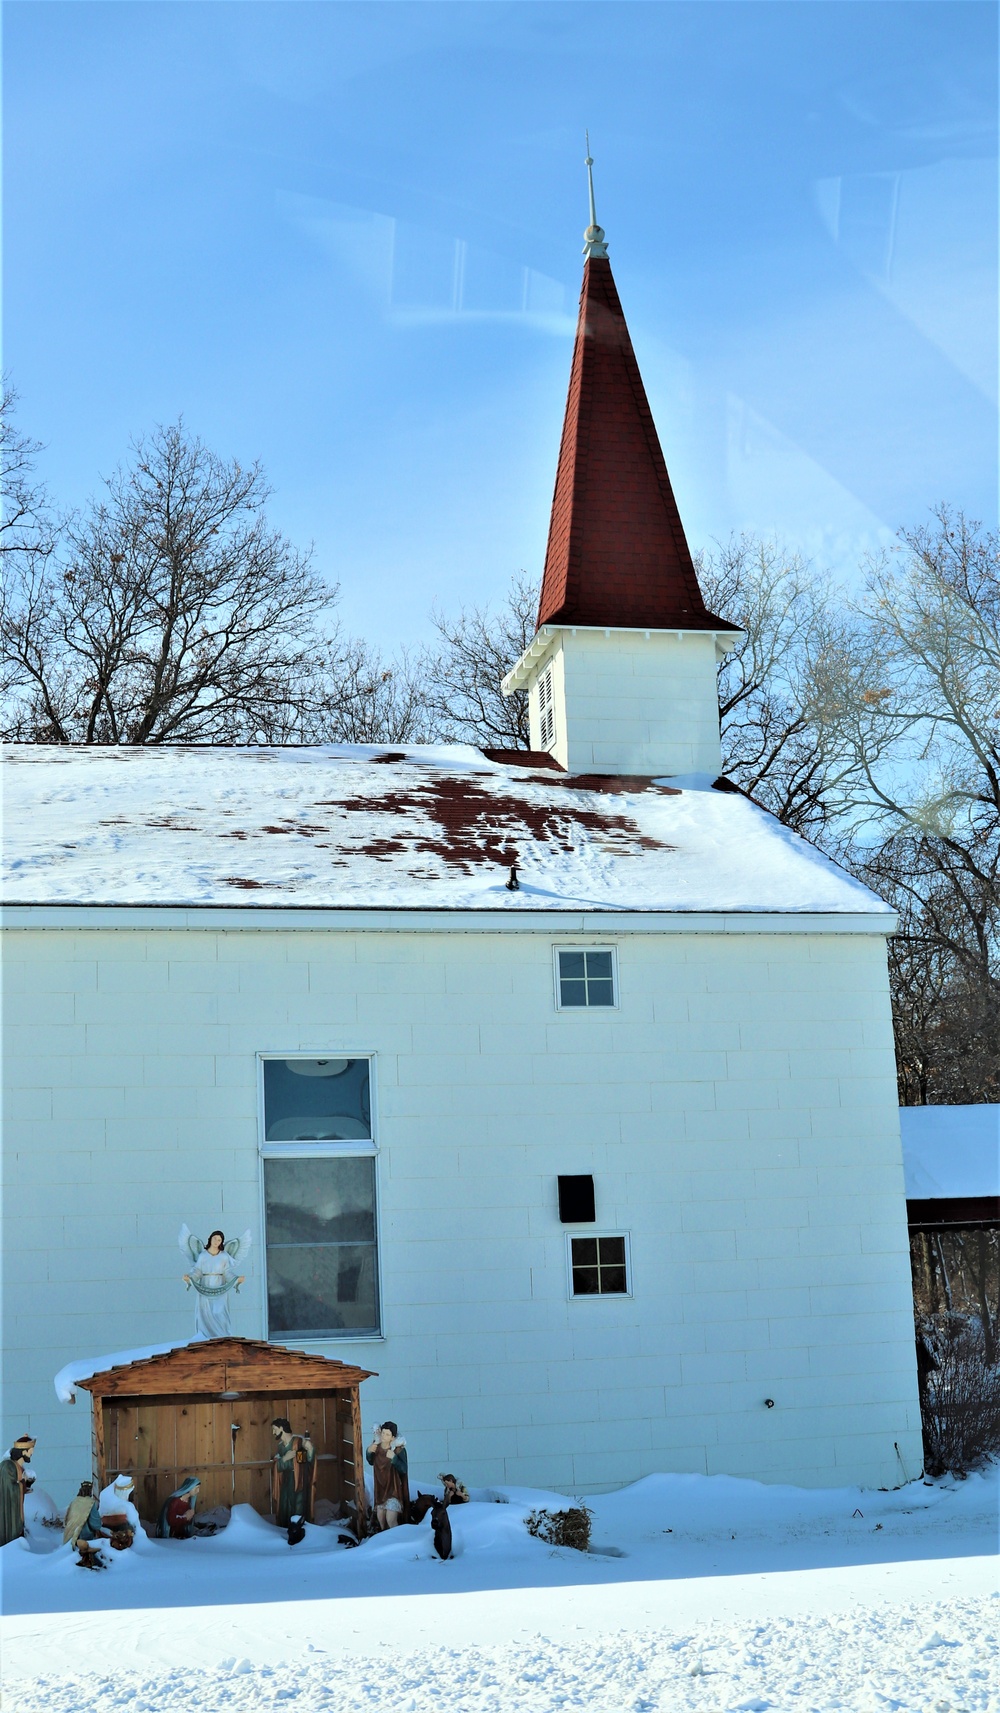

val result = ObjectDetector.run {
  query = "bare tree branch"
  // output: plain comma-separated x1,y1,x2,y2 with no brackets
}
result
2,422,342,743
420,572,536,748
696,535,844,834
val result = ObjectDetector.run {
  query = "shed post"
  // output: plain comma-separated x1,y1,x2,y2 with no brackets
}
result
350,1384,367,1532
92,1392,106,1491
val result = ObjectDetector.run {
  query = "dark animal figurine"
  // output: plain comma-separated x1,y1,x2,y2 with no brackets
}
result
410,1491,437,1525
76,1541,107,1570
431,1499,452,1561
287,1515,306,1546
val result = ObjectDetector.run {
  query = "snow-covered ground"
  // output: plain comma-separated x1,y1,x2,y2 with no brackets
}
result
3,1468,997,1711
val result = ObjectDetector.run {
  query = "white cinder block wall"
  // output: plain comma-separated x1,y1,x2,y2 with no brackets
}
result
527,630,725,776
2,922,922,1505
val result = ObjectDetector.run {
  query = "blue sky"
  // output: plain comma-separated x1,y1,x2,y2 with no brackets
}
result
5,2,997,648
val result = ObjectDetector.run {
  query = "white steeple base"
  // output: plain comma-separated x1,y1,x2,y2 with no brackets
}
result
504,624,739,777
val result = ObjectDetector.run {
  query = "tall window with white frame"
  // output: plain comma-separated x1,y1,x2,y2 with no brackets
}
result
260,1056,380,1340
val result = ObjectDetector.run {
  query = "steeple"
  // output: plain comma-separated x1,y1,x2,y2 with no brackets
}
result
503,150,738,777
536,150,726,633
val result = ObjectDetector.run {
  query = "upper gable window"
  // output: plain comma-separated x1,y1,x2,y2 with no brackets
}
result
555,947,617,1009
569,1233,630,1297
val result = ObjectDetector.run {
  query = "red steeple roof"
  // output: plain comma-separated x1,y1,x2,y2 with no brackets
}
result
537,256,726,632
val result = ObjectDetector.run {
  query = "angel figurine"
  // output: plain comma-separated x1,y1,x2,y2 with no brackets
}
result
179,1226,251,1339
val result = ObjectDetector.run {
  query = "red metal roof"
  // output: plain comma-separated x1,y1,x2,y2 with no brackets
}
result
537,257,728,632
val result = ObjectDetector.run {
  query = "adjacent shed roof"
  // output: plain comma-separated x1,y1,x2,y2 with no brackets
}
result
900,1104,1000,1200
2,744,885,916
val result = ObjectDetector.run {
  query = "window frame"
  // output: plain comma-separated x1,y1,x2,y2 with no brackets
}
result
552,944,619,1013
565,1230,633,1301
256,1051,384,1343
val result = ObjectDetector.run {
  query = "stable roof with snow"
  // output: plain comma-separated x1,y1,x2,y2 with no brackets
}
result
61,1337,375,1402
2,743,886,917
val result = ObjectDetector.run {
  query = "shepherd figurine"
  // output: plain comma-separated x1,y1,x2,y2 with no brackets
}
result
365,1422,410,1530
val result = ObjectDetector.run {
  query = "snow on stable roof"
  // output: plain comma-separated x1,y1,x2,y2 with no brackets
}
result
54,1341,192,1404
3,744,884,915
900,1105,1000,1200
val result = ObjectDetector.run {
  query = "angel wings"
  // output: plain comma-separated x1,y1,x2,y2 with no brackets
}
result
177,1226,252,1340
178,1226,252,1265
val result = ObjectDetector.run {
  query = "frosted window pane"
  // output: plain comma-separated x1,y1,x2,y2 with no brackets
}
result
264,1156,375,1243
267,1244,378,1336
264,1156,379,1336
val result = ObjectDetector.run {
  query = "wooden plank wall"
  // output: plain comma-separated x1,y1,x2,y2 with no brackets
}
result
102,1391,359,1521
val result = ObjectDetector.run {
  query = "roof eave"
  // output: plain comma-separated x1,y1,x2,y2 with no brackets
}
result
503,621,742,693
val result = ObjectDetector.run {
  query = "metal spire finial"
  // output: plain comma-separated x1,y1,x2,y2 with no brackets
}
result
583,131,609,258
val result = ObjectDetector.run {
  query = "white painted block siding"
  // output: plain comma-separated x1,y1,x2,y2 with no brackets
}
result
2,923,923,1504
526,629,724,777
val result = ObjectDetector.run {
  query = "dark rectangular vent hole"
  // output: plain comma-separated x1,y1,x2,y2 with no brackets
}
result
558,1174,596,1224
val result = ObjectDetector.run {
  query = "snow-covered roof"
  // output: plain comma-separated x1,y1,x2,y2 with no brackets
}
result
53,1336,374,1403
54,1341,191,1404
3,744,885,915
900,1105,1000,1200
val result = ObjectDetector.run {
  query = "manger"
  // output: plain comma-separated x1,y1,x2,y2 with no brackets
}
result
67,1337,375,1532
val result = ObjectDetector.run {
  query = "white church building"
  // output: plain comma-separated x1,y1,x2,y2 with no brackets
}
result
2,210,923,1504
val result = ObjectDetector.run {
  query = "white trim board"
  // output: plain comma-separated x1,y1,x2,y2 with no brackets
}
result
0,906,896,935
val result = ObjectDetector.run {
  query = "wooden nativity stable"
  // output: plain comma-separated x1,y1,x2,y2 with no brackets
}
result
69,1338,374,1527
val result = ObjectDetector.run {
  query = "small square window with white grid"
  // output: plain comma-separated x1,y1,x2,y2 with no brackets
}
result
570,1234,629,1296
556,947,616,1008
539,667,555,750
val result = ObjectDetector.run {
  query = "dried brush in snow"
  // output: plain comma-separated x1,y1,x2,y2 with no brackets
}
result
524,1506,592,1552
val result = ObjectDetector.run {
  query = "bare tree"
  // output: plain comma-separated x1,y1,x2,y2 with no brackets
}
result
1,422,349,744
421,571,536,748
697,536,842,833
305,640,435,745
0,384,52,560
858,835,1000,1104
810,509,999,1100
